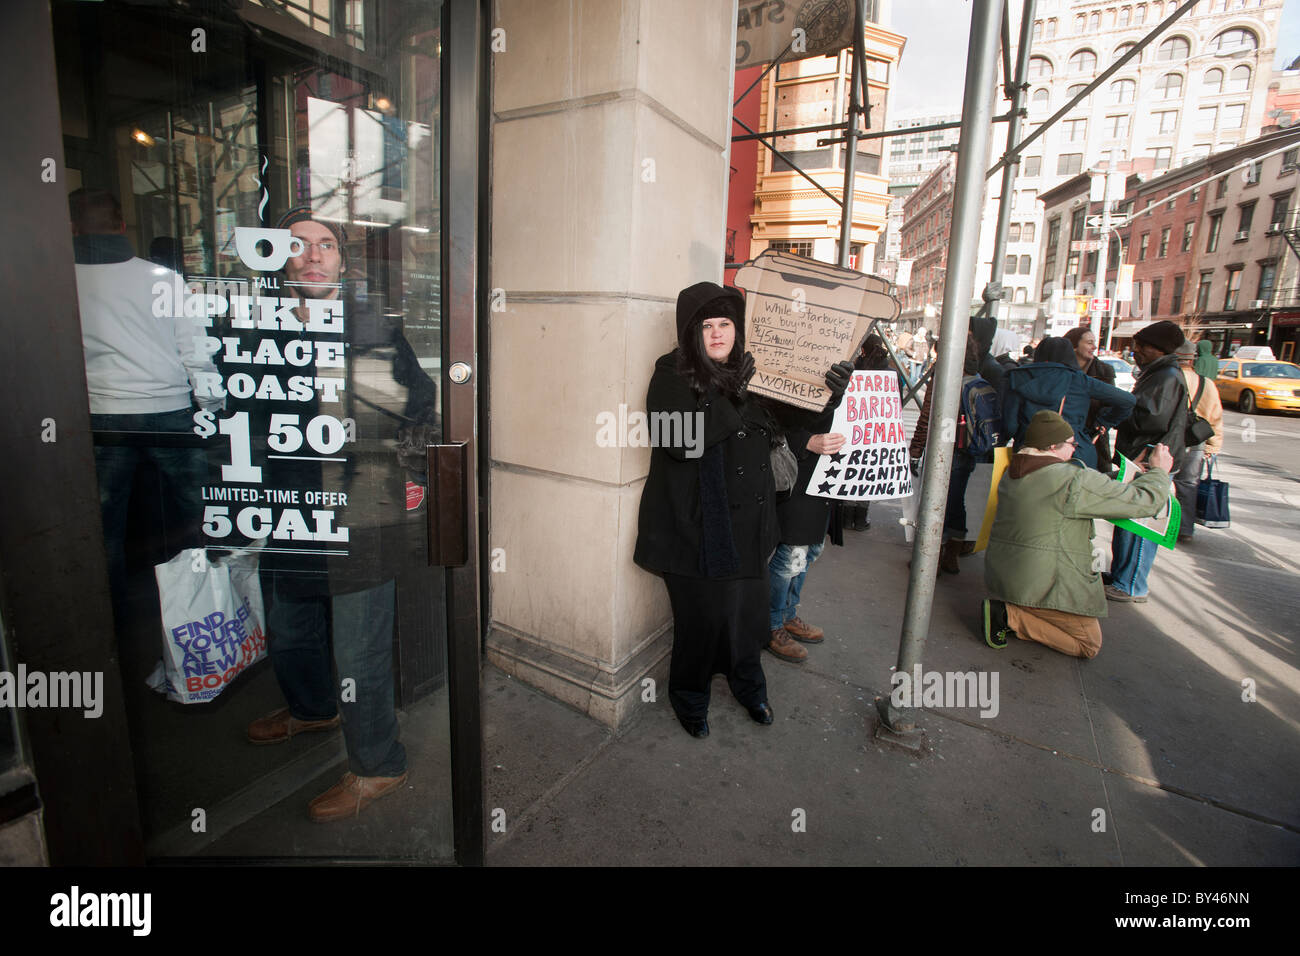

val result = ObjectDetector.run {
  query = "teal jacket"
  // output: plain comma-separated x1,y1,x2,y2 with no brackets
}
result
985,453,1171,618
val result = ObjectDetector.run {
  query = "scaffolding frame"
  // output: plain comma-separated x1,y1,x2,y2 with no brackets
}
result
730,0,1214,739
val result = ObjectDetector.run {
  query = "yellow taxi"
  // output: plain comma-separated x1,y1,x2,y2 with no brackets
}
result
1215,359,1300,413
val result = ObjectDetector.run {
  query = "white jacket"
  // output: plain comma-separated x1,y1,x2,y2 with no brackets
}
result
75,257,218,415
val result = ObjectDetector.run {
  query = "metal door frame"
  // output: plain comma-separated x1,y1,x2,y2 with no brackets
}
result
0,0,487,866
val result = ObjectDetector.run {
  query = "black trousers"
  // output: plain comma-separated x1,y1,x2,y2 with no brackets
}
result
663,572,769,720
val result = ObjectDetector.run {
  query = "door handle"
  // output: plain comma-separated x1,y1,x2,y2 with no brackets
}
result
426,442,468,567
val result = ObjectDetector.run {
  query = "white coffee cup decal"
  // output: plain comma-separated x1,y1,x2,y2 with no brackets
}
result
234,227,305,272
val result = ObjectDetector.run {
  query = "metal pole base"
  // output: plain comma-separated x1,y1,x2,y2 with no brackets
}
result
873,698,927,752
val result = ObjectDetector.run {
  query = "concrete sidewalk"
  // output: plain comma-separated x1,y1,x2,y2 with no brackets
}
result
484,462,1300,867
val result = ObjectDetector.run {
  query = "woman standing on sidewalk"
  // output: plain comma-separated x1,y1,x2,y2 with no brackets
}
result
633,282,781,739
1064,326,1121,475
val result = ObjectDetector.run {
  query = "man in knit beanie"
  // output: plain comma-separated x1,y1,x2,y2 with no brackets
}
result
1106,319,1188,603
983,410,1173,658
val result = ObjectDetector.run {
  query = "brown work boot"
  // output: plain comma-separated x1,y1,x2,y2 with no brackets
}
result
767,628,808,662
308,771,409,823
247,707,341,745
939,539,961,575
784,616,825,643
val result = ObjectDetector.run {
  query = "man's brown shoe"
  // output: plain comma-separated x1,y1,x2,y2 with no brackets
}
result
247,707,340,745
939,539,961,575
784,616,824,643
308,771,409,823
767,629,808,662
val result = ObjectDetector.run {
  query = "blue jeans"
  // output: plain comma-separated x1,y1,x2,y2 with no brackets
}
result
1174,445,1203,539
91,408,207,613
943,449,977,540
1110,527,1158,598
268,577,406,778
768,542,824,631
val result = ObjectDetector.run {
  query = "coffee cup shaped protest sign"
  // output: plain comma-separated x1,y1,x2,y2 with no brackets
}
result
734,250,901,411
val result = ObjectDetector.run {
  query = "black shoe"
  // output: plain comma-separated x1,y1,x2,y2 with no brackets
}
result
982,598,1013,649
676,714,710,738
747,702,774,725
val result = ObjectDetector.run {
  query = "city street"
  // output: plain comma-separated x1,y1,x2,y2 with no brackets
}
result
484,401,1300,866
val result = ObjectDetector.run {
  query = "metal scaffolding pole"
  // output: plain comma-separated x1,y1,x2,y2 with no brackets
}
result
987,0,1036,308
877,0,1004,735
838,0,868,268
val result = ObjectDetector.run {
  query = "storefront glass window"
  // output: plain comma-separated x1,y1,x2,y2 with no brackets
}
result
52,0,451,860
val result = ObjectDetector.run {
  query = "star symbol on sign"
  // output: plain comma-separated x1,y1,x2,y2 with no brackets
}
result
825,466,841,479
829,452,846,463
817,481,834,494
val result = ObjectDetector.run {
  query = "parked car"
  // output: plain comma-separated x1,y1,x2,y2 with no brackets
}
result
1100,357,1135,391
1215,359,1300,414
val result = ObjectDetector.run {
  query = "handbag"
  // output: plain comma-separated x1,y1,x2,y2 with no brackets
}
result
1185,375,1215,446
770,436,798,494
1196,455,1230,529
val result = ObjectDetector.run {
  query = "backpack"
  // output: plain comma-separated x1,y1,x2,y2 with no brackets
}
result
958,375,1003,456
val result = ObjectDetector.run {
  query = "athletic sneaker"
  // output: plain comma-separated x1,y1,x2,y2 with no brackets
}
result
982,598,1014,649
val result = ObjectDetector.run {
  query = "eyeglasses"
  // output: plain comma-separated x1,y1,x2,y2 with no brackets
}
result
298,240,338,255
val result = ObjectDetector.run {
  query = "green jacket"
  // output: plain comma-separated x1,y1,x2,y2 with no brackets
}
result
985,454,1171,618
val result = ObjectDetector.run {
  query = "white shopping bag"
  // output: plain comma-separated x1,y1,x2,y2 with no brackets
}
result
155,541,267,704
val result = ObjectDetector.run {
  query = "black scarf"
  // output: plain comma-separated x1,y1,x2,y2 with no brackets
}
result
697,387,740,577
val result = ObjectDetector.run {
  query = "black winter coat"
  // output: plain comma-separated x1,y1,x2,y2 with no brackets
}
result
1115,353,1188,465
1081,355,1118,471
634,352,779,579
771,400,837,545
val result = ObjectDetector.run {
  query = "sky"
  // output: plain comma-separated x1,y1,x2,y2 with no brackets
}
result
888,0,1300,122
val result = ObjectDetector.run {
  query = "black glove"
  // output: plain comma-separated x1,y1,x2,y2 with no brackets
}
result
909,456,922,478
735,351,756,395
824,360,854,400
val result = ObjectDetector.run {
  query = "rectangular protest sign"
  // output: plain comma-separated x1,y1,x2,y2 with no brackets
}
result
805,370,913,501
1112,454,1181,549
735,250,900,412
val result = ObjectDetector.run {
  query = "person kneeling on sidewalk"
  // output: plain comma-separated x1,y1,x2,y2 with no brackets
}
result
982,410,1172,659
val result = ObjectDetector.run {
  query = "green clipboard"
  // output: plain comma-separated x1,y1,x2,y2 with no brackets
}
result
1112,454,1180,550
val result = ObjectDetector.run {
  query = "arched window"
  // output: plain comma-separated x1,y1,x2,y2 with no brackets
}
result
1155,72,1184,99
1228,64,1252,93
1014,287,1028,304
1069,49,1098,73
1119,6,1132,27
1031,87,1051,112
1203,68,1224,94
1114,41,1139,65
1089,12,1100,31
1156,36,1190,62
1209,28,1258,55
1110,78,1137,104
1067,83,1092,107
1028,56,1053,80
1033,20,1043,42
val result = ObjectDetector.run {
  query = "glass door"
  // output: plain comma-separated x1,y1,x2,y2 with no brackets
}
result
52,0,462,861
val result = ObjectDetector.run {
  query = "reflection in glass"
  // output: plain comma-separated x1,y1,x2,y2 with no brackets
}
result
52,0,450,862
